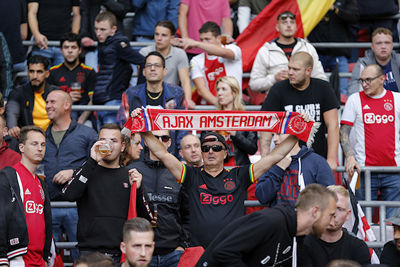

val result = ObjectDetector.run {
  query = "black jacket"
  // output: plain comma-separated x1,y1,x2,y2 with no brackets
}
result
80,0,131,40
93,31,145,104
6,82,58,129
128,149,189,254
196,203,297,267
0,167,52,265
63,158,153,254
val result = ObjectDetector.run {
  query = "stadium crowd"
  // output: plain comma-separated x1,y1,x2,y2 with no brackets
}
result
1,0,400,266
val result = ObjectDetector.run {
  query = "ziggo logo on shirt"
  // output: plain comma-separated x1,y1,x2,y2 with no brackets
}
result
200,192,233,205
25,200,44,214
207,67,224,81
364,113,394,124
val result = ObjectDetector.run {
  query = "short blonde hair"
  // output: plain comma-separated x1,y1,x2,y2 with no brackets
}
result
215,76,244,111
290,51,314,69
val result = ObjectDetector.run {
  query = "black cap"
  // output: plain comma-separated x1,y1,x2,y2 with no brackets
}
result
201,132,228,150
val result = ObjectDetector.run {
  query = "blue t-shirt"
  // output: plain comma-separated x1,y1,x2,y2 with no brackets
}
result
379,61,398,92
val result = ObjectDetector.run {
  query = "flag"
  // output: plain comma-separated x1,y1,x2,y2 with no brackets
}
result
49,237,64,267
236,0,335,72
343,174,380,264
121,181,137,262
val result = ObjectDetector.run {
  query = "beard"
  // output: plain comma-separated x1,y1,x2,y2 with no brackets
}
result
289,77,307,88
126,260,150,267
311,220,326,238
31,80,45,91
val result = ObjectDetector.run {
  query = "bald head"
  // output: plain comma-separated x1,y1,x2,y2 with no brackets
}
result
290,52,314,69
363,64,384,77
46,90,73,122
180,134,202,166
360,64,385,97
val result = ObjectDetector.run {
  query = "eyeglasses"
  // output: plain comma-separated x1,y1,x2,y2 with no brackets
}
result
154,135,170,142
358,75,381,85
145,63,163,69
201,145,225,153
278,13,296,20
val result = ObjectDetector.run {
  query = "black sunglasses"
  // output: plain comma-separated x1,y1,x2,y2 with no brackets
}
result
201,145,225,153
278,13,296,20
154,135,170,142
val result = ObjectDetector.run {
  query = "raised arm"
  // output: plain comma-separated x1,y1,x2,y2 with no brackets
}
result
252,134,298,180
140,131,184,182
176,38,235,59
130,108,183,181
340,124,360,178
259,132,273,157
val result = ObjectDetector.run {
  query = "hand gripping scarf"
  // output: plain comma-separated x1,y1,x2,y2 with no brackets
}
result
124,108,320,146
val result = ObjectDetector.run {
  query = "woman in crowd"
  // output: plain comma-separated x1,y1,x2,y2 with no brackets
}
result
121,131,143,166
214,76,258,166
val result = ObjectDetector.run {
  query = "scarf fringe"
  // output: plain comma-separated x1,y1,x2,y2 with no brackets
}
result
306,122,320,148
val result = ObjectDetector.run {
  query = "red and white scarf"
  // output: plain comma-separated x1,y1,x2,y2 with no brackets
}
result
124,108,320,146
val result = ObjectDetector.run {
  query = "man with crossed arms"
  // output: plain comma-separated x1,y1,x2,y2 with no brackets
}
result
130,108,309,248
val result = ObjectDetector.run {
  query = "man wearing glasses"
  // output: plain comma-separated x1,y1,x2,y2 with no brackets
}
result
249,10,326,93
340,64,400,218
130,108,307,248
349,27,400,95
128,130,188,267
119,51,186,157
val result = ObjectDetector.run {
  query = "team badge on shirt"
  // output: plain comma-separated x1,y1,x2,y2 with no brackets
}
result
223,178,235,191
384,102,393,111
39,185,45,201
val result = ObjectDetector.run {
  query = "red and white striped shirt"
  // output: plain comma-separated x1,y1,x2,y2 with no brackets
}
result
341,90,400,166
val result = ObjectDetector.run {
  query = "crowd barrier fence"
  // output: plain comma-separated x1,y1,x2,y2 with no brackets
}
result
53,166,400,250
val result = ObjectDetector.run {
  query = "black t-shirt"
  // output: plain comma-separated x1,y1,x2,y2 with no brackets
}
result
261,78,339,158
0,0,27,64
179,164,254,248
380,240,400,267
302,229,371,266
48,63,96,106
275,39,297,60
146,90,164,106
28,0,80,41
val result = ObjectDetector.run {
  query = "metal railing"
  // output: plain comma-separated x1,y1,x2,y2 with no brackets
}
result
18,40,377,80
53,166,400,250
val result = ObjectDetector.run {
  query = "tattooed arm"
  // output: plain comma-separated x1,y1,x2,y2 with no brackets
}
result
340,124,361,178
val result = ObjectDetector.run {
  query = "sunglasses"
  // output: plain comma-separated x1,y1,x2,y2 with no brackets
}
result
278,13,296,20
201,145,225,153
154,135,170,142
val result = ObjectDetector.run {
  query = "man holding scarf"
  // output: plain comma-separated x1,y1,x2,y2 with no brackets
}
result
130,108,310,248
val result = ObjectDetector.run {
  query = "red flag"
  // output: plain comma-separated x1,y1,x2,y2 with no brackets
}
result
236,0,334,72
121,181,137,262
236,0,303,72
